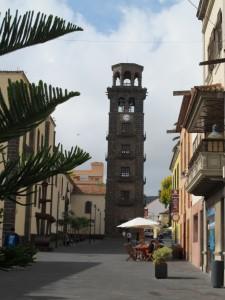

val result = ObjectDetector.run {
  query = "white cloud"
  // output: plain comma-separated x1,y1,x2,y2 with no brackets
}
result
0,0,202,194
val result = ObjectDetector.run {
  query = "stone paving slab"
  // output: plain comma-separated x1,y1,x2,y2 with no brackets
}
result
0,239,224,300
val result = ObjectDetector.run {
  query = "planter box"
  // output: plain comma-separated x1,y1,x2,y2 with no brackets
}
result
34,236,53,251
155,262,168,279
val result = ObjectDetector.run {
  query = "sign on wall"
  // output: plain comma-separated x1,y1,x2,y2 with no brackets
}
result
171,189,179,213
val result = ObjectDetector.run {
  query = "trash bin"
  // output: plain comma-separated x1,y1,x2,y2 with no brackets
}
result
211,260,224,288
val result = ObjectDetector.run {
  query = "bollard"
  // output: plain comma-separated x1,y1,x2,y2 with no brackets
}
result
211,260,224,288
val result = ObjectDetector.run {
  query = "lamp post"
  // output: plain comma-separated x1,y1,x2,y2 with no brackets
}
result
63,185,70,239
98,209,102,236
55,192,60,248
93,204,97,241
40,180,48,235
88,202,92,244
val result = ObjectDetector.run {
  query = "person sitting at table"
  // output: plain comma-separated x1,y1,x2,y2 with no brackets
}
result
135,239,148,260
148,240,155,254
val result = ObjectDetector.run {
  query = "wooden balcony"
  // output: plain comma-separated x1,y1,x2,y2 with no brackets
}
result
186,139,225,196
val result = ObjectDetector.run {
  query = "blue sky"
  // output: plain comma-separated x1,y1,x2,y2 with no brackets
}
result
67,0,179,33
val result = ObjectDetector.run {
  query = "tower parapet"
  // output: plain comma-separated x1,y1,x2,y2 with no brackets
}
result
112,63,143,87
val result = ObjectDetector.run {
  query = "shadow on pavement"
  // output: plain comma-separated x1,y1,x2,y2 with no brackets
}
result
0,261,99,300
167,276,198,279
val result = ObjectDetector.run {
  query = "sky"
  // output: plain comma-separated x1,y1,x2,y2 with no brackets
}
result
1,0,203,195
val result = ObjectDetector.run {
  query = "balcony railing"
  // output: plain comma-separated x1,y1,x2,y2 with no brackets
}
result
189,139,225,168
186,139,225,196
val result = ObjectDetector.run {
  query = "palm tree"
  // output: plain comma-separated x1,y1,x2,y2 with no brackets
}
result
0,9,91,204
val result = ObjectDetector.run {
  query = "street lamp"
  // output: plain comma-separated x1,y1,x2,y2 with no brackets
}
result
93,204,97,241
98,209,102,236
63,185,70,239
87,201,92,243
40,180,48,235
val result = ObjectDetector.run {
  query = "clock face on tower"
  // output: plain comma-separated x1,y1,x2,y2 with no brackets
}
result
122,114,130,122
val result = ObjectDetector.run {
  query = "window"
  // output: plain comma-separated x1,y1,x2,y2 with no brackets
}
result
120,191,130,201
45,121,50,147
207,10,222,74
85,201,92,214
38,186,41,208
80,175,89,181
34,185,37,207
193,214,198,242
121,144,130,155
120,167,130,177
118,98,125,112
61,177,64,196
123,71,132,86
36,129,40,152
128,98,135,112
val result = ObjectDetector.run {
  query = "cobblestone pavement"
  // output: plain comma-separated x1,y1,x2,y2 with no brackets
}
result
0,239,225,300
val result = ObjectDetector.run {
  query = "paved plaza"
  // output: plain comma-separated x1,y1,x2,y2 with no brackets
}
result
0,239,225,300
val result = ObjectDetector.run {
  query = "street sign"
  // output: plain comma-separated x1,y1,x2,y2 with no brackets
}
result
172,214,180,222
171,189,179,213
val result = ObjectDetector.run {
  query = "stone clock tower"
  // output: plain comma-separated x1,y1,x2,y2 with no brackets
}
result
105,63,147,236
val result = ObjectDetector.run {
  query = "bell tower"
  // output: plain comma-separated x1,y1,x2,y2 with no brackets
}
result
105,63,147,236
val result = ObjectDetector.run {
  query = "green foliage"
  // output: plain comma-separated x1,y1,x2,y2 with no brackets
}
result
0,80,80,143
159,176,172,207
0,9,91,204
69,216,90,231
0,9,83,56
0,145,91,203
0,245,37,270
152,246,172,265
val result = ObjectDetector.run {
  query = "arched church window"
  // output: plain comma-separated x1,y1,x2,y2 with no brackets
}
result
118,97,126,112
85,201,92,214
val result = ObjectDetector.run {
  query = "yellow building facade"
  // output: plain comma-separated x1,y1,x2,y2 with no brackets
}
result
0,71,74,246
169,141,180,244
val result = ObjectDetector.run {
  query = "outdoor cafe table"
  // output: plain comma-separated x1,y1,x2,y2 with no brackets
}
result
134,244,149,261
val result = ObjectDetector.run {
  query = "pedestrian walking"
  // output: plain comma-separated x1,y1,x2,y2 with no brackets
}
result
4,227,20,248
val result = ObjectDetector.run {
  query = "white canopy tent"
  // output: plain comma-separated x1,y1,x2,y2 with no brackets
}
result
117,217,159,229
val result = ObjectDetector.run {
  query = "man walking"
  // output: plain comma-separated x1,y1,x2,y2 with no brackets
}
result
4,227,20,248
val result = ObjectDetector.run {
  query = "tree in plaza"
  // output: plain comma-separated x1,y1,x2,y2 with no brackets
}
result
159,175,172,208
0,9,91,204
70,216,90,236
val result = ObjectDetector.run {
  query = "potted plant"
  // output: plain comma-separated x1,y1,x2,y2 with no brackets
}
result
152,246,172,279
